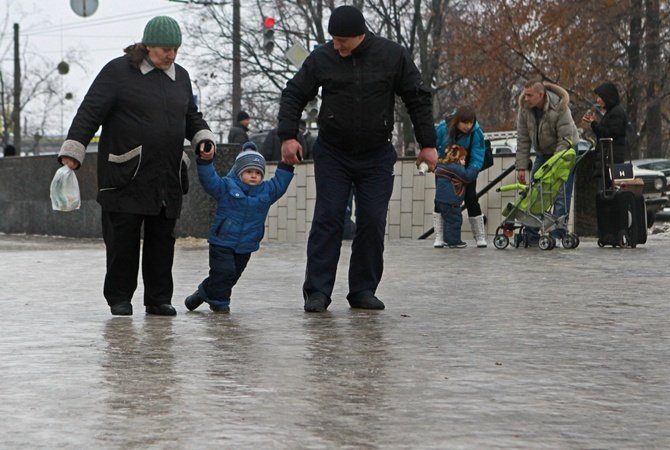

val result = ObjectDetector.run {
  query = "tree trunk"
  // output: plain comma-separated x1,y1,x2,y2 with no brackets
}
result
644,0,663,158
626,0,643,158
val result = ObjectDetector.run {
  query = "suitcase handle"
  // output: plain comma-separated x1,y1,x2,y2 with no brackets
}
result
600,137,614,192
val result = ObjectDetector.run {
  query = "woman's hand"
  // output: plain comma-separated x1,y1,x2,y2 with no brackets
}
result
61,156,80,170
198,141,215,160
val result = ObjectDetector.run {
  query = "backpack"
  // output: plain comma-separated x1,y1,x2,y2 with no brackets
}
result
481,139,494,171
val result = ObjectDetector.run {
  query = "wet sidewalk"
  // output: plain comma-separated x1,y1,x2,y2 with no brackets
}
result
1,233,669,449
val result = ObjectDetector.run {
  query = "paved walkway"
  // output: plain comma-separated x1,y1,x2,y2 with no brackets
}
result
1,232,669,449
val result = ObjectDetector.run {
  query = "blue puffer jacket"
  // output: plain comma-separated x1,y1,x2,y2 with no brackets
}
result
197,160,294,253
434,163,478,206
435,121,486,171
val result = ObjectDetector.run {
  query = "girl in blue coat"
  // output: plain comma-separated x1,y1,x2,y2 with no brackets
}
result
185,142,294,312
434,145,479,248
434,106,488,248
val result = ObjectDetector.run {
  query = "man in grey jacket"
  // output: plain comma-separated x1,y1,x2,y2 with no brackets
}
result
515,80,580,242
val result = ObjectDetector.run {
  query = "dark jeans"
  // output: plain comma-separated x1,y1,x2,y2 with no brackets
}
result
436,201,463,245
199,245,250,308
101,209,176,307
303,139,396,300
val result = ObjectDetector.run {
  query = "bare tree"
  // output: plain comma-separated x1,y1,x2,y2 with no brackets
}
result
184,0,448,153
644,0,662,157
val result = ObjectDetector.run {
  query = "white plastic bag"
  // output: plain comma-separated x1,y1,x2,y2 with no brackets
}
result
50,166,81,211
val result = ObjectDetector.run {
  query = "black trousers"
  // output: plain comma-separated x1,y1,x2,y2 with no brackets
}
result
101,210,176,307
303,139,396,300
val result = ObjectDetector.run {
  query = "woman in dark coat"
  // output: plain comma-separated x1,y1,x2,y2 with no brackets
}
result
58,16,215,316
583,81,628,163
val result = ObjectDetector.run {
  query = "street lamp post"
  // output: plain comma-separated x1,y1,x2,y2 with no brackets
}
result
12,23,21,154
232,0,241,122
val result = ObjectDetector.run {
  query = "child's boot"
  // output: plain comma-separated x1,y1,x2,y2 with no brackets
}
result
433,212,445,248
185,290,205,311
469,215,487,248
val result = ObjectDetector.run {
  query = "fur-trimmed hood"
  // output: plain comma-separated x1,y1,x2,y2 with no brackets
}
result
515,81,579,170
518,81,570,112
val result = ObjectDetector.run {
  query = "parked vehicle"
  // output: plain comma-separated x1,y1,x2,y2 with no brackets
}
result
486,131,517,154
632,159,670,224
629,165,668,225
632,159,670,193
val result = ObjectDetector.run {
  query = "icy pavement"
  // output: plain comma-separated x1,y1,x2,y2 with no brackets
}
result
1,232,669,449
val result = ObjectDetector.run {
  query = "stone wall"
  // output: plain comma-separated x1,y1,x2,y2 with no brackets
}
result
264,154,522,242
2,150,564,241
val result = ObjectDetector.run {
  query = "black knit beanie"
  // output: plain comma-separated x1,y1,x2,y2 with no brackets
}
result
328,5,366,37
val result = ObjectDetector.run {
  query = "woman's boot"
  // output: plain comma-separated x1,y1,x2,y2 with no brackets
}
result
469,215,487,248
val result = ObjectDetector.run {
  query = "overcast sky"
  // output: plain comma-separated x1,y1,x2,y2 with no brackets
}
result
2,0,195,134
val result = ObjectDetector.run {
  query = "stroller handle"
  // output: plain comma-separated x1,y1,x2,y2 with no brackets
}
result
497,182,529,193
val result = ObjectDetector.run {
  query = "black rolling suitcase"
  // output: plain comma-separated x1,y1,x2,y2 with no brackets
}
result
596,138,647,248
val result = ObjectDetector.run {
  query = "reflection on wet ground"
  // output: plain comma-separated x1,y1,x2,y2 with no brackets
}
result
1,235,669,448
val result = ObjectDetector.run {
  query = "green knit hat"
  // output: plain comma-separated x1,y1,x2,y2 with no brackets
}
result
142,16,182,47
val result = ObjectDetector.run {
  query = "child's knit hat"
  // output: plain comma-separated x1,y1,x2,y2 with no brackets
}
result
234,142,265,178
142,16,182,47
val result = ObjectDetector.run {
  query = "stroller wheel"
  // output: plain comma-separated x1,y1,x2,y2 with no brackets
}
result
538,235,553,250
597,239,605,248
549,235,558,250
562,233,578,250
493,234,509,249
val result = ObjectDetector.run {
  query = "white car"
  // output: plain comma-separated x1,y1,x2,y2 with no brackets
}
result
632,159,670,223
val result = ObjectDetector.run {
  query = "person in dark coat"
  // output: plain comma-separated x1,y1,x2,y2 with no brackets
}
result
58,16,216,316
3,144,16,157
582,81,628,163
261,128,308,162
299,120,316,159
228,111,250,144
278,5,437,313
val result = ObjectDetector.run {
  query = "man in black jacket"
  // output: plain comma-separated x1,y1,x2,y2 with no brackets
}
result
58,16,216,316
228,110,251,144
278,5,437,313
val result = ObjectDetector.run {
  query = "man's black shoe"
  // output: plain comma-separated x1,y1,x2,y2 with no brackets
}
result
209,304,230,313
184,291,205,311
348,293,385,310
110,302,132,316
304,292,331,313
146,304,177,316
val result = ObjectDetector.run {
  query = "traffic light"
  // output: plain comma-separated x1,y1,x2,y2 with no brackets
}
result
263,17,275,54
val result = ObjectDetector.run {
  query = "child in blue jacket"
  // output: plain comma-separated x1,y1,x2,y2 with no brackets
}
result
434,144,479,248
185,142,294,312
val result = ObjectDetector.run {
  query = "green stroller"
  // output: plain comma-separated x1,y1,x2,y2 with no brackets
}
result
493,145,588,250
